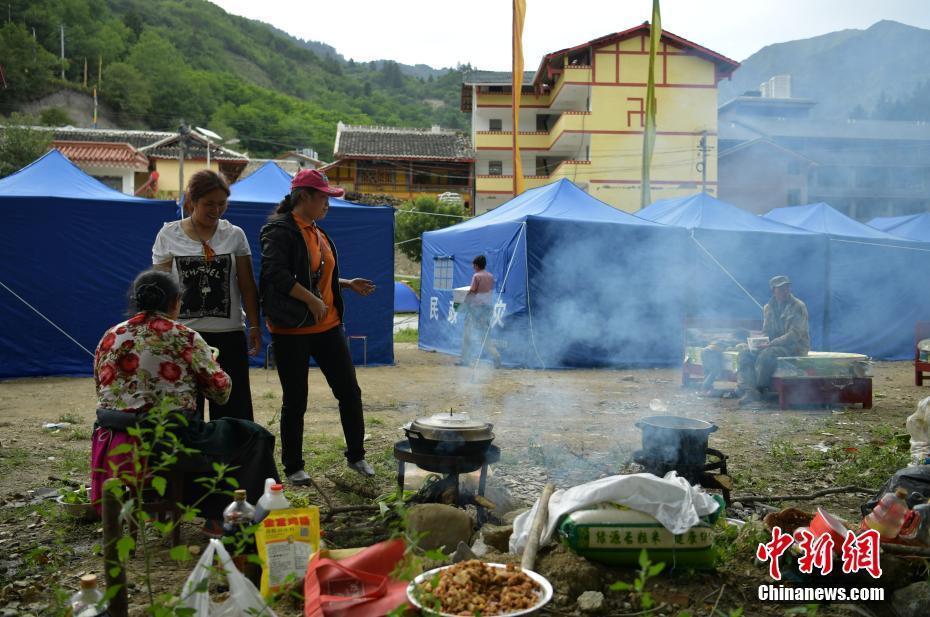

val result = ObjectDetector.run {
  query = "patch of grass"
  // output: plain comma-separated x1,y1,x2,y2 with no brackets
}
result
769,438,800,464
394,328,418,344
54,447,91,476
368,417,385,426
810,426,909,487
58,412,83,425
304,434,350,471
63,428,92,441
0,447,31,473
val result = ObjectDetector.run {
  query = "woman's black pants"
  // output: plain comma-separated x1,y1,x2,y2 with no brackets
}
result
271,326,366,475
196,329,254,422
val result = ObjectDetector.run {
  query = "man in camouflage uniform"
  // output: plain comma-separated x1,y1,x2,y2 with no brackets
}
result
737,275,810,406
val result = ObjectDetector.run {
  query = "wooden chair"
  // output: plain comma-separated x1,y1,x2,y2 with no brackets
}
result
916,322,930,386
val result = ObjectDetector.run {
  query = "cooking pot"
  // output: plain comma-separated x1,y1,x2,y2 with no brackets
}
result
634,415,718,470
404,411,495,456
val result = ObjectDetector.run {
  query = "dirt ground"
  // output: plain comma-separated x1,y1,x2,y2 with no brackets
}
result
0,344,923,616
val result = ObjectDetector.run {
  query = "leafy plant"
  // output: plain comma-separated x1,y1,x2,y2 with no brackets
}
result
395,197,468,262
58,484,90,504
610,549,665,610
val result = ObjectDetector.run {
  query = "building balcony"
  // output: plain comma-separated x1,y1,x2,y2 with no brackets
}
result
475,161,590,194
474,112,591,153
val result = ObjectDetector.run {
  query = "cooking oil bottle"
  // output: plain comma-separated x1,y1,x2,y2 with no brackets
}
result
864,487,909,539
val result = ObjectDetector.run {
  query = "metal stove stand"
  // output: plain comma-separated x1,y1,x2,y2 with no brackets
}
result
393,441,501,525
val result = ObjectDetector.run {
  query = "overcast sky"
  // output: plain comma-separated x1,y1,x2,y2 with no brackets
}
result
210,0,930,70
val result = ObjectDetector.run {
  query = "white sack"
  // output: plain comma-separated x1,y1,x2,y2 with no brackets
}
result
509,472,720,555
907,396,930,465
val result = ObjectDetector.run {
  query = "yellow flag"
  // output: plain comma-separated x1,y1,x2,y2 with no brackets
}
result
641,0,661,208
512,0,526,196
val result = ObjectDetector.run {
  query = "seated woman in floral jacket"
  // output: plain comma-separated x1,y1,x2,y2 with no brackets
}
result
91,270,278,534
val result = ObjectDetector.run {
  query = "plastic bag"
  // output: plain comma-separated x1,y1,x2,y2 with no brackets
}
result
181,538,277,617
907,396,930,464
304,539,410,617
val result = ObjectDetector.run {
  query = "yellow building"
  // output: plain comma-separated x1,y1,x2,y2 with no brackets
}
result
324,123,475,207
140,132,248,197
462,24,739,213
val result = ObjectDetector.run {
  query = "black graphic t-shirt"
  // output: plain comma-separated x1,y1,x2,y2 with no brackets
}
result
152,220,251,332
175,254,233,319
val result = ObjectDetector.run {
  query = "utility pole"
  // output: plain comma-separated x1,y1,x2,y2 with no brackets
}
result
59,24,65,80
697,131,708,194
178,123,190,213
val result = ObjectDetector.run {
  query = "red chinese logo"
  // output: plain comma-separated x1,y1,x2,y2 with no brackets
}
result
757,527,882,580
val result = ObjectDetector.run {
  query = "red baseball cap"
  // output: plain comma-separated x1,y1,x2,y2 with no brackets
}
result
291,169,345,197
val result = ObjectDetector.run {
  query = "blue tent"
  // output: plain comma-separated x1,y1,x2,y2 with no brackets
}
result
639,193,829,350
872,212,930,243
419,179,690,368
763,202,930,359
765,203,907,240
0,150,177,377
226,162,395,366
394,282,419,313
867,214,919,232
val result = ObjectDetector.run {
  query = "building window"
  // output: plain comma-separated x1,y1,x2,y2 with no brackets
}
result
434,257,454,290
489,119,502,132
488,161,503,176
787,189,801,206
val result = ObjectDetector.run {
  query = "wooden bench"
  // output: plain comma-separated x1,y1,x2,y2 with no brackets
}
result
915,322,930,386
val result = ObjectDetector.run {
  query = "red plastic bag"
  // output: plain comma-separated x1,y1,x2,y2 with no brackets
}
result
304,539,411,617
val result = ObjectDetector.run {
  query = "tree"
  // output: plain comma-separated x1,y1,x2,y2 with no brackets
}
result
0,114,52,178
39,107,74,126
102,62,152,119
394,196,467,262
0,23,58,101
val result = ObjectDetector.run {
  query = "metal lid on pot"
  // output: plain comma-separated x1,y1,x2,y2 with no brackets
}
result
416,411,486,429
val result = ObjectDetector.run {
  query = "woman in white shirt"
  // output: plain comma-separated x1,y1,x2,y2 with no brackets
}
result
152,170,261,421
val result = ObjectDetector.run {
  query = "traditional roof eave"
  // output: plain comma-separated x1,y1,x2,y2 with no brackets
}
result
532,23,740,86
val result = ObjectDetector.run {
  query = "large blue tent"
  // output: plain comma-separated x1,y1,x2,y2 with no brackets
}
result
870,212,930,243
764,202,930,359
0,150,177,378
226,162,395,366
419,179,690,368
867,214,920,232
765,202,908,241
639,193,829,350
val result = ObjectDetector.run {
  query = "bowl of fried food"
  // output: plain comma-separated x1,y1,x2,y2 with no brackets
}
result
407,560,553,616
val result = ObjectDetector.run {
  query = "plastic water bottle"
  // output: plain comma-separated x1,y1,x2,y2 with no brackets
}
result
69,574,109,617
223,489,256,534
864,487,910,539
252,481,290,524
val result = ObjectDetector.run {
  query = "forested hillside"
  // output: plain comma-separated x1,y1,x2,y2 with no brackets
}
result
0,0,469,158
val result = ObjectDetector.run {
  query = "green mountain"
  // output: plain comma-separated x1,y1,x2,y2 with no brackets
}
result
0,0,469,159
718,20,930,119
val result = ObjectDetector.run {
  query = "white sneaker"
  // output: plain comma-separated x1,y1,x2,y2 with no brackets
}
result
347,459,375,477
286,470,311,486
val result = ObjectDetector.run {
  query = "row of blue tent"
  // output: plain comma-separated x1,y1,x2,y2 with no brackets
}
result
419,179,930,367
0,151,394,378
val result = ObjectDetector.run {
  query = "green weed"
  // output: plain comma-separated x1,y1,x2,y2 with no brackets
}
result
610,549,665,610
58,412,84,425
394,328,418,344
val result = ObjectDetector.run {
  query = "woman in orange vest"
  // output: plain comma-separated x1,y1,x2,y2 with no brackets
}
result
259,170,376,484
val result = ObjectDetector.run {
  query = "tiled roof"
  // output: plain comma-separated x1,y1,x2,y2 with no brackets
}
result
52,141,149,169
139,133,249,162
50,127,175,149
333,123,474,161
